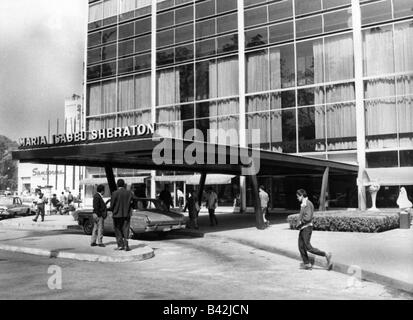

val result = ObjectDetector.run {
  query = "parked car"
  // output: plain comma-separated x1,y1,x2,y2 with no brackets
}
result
75,198,187,238
0,196,35,219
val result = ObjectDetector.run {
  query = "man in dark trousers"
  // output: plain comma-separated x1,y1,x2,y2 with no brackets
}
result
91,184,107,247
296,189,332,270
110,179,134,251
159,185,173,211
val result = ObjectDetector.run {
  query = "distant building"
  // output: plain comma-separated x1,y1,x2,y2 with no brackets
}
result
17,94,84,198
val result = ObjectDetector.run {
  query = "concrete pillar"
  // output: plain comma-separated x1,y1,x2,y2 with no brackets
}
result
238,0,247,214
198,173,207,206
319,167,329,211
352,0,367,211
104,166,117,194
240,176,246,213
251,173,265,230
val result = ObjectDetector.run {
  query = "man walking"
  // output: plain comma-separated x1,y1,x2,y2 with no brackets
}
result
206,188,218,226
91,184,107,247
259,185,270,227
110,179,134,251
296,189,332,270
33,192,46,222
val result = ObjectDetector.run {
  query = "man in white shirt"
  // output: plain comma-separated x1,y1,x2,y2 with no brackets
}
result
33,192,46,222
259,185,270,227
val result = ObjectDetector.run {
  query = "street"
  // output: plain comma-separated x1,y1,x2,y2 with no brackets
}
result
0,234,411,300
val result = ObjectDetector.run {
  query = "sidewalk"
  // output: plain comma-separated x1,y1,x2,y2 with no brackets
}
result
0,215,79,231
174,211,413,294
1,211,412,293
0,216,154,262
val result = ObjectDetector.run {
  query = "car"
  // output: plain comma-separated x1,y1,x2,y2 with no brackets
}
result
0,196,35,219
75,198,187,238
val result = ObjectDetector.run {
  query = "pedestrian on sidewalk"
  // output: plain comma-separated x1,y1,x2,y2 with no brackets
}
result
91,184,107,248
259,185,270,227
50,194,61,215
296,189,332,270
177,188,184,209
183,191,199,229
159,185,173,212
205,188,218,226
67,190,74,205
33,192,46,222
110,179,134,251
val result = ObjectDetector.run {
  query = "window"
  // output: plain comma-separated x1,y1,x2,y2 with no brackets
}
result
363,26,394,77
196,0,215,19
269,21,294,44
324,9,352,33
245,6,267,28
196,60,217,100
175,24,194,43
268,0,293,22
175,6,193,24
361,0,392,25
135,34,151,53
217,0,237,13
325,33,354,82
295,0,321,15
217,34,238,53
366,151,398,168
196,19,216,39
245,27,268,48
271,90,296,110
157,11,174,29
393,0,413,18
175,44,194,62
296,15,323,38
297,39,324,86
246,50,269,93
196,39,216,58
298,106,325,152
157,29,174,48
119,22,134,39
217,13,237,34
119,40,134,57
271,109,297,153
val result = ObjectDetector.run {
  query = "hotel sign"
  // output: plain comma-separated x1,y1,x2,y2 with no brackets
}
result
18,123,155,149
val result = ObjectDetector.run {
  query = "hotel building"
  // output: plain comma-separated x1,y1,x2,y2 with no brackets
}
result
84,0,413,209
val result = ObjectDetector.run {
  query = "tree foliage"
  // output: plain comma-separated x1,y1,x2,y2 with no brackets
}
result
0,135,18,191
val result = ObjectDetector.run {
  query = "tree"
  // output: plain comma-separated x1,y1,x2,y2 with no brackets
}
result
0,135,18,191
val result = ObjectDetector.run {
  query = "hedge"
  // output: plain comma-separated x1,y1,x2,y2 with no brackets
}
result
287,210,400,233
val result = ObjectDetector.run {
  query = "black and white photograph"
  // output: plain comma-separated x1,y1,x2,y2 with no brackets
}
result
0,0,413,307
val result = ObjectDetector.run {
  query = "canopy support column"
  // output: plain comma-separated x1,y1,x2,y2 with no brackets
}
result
104,166,117,194
251,173,265,230
198,173,207,206
319,167,330,211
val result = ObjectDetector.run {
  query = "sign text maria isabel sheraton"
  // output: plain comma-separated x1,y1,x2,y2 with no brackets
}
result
18,123,155,148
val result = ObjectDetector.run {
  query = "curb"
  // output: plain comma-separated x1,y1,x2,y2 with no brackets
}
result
0,222,78,231
0,244,155,263
205,233,413,294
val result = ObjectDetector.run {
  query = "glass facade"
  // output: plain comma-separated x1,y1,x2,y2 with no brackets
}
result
85,0,413,207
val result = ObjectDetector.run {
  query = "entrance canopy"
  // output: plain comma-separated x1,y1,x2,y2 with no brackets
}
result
12,137,358,177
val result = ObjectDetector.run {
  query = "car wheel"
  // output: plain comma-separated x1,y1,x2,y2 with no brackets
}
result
83,220,94,235
26,209,31,216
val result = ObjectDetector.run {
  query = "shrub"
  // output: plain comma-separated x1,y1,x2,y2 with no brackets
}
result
287,210,400,233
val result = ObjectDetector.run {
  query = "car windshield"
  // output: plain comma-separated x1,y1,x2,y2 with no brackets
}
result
0,198,13,206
